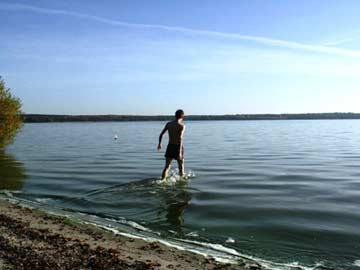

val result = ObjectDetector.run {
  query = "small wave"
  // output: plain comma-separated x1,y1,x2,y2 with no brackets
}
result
127,221,153,233
84,178,156,197
0,190,23,198
178,238,326,270
225,237,235,243
0,190,14,197
35,198,54,204
355,260,360,267
180,239,240,256
105,217,155,234
89,222,237,264
186,231,199,237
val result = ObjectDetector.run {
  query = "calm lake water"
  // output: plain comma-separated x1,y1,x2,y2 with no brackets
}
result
1,120,360,269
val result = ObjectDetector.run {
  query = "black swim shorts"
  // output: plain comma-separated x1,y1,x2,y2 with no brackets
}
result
165,144,184,160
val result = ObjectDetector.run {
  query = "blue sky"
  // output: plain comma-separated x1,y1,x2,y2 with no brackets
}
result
1,0,360,115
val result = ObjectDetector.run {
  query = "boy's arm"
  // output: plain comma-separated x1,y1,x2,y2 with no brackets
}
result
157,123,168,150
179,125,186,159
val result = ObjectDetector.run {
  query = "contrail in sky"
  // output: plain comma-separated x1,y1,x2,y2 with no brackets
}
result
324,34,360,46
1,3,360,57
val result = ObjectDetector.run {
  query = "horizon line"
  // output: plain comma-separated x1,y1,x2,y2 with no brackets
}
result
24,112,360,116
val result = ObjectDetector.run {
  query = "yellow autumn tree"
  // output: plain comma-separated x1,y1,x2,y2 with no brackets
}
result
0,77,23,149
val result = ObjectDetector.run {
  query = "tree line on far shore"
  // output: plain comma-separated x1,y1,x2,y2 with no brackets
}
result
24,113,360,123
2,75,360,149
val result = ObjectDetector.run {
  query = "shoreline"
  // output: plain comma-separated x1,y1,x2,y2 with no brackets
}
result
23,113,360,123
0,199,261,270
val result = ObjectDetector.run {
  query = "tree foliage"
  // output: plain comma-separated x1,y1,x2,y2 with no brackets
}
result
0,77,23,149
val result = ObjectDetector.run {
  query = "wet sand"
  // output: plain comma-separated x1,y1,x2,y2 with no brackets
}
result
0,199,262,270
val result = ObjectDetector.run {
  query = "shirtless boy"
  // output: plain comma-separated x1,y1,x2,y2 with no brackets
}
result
157,110,186,179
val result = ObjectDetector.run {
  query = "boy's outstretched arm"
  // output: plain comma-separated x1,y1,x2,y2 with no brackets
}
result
157,123,168,150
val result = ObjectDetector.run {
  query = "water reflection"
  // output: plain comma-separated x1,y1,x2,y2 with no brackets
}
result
157,182,192,232
81,178,192,233
0,151,27,190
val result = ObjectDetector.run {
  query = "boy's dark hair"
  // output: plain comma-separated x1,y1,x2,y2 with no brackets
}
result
175,109,184,119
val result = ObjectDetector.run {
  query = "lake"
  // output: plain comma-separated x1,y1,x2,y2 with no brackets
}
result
1,120,360,270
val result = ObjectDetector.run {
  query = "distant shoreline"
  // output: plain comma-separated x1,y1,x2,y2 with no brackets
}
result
23,113,360,123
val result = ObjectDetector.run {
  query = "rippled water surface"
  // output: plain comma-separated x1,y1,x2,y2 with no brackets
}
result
1,120,360,269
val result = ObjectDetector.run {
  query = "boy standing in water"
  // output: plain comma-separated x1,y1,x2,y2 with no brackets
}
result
157,110,186,179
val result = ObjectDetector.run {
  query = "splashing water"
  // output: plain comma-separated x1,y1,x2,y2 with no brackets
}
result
155,169,196,185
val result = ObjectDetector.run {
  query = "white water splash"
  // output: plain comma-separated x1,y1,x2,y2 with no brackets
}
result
355,260,360,267
155,169,196,185
225,237,235,244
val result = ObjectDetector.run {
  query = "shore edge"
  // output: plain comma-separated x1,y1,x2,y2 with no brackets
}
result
0,199,261,270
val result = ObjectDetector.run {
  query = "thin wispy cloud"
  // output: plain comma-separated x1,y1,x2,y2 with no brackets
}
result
1,3,360,57
324,34,360,46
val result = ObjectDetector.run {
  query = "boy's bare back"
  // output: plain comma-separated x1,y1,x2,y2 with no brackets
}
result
166,120,185,145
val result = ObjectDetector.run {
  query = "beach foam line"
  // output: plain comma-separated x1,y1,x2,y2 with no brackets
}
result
178,238,326,270
179,239,242,257
98,222,329,270
0,190,23,198
0,194,329,270
104,217,156,234
90,222,238,264
77,218,239,264
82,218,324,270
0,197,239,265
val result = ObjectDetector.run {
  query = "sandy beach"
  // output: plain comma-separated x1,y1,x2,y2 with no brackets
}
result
0,199,261,270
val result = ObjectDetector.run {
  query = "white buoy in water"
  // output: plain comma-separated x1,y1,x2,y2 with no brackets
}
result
114,134,118,140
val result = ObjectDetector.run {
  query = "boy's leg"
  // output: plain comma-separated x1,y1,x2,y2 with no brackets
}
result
177,158,185,177
162,158,172,179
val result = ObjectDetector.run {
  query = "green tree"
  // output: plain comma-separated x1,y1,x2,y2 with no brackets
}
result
0,77,23,149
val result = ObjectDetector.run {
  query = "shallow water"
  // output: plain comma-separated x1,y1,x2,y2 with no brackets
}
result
1,120,360,269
